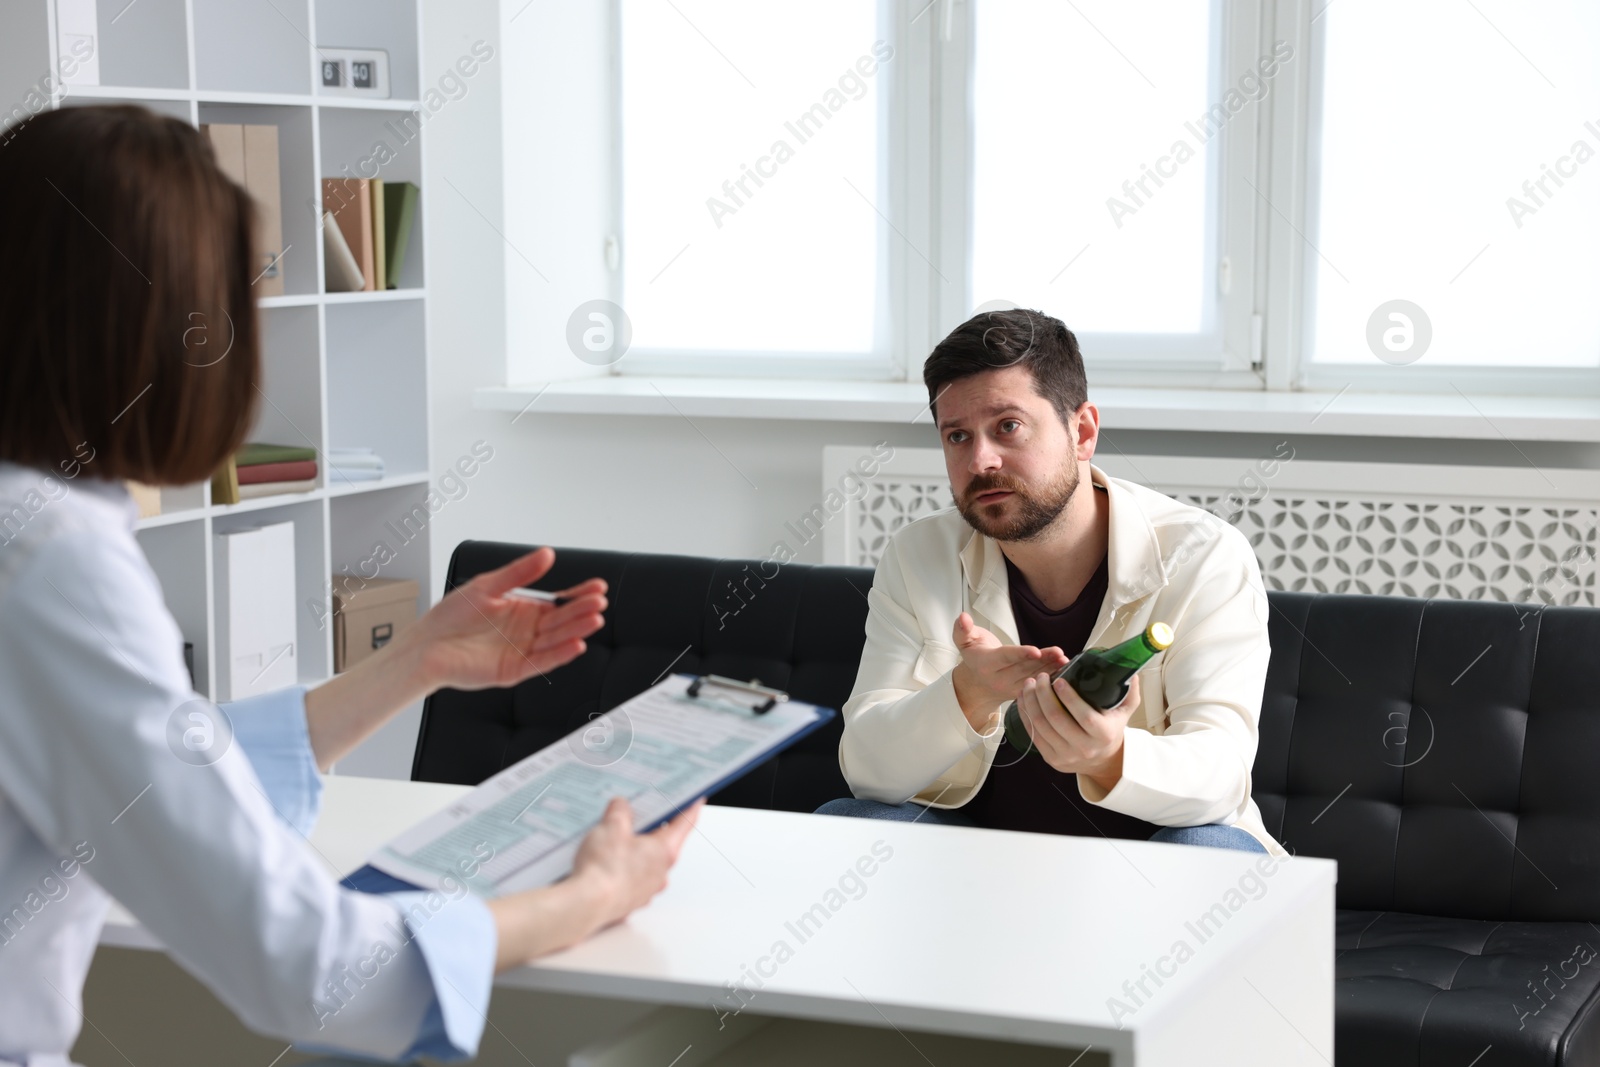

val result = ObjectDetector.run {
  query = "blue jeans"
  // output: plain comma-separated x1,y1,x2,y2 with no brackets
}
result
814,797,1266,853
814,796,976,826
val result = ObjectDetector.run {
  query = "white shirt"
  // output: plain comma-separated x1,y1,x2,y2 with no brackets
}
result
0,463,495,1064
838,465,1284,855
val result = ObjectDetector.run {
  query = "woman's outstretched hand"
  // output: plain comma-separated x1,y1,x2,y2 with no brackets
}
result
304,547,604,776
404,546,607,692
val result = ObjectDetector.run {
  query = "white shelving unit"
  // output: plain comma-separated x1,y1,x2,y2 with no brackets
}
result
2,0,437,706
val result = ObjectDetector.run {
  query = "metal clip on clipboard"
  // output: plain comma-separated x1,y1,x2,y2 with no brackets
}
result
685,674,789,715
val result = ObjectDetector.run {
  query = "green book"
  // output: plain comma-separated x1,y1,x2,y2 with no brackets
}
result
383,181,419,289
237,442,318,466
210,457,240,506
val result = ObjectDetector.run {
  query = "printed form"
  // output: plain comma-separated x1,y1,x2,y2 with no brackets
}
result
367,674,832,896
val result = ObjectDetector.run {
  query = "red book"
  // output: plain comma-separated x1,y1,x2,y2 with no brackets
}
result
237,460,317,485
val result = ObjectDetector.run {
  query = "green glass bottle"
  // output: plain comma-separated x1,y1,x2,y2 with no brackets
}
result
1003,622,1174,756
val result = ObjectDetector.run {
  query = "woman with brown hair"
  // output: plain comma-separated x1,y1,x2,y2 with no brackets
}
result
0,104,698,1065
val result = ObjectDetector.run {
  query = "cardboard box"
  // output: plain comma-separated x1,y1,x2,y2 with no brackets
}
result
333,576,419,673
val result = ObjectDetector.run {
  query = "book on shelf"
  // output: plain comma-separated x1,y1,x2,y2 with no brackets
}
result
203,123,244,181
328,447,385,484
237,460,317,485
211,458,241,506
323,178,374,291
243,125,285,296
238,442,318,466
382,182,419,289
371,178,387,292
237,478,317,500
323,211,366,293
329,469,385,485
212,443,321,504
327,447,382,467
125,480,161,518
320,178,419,293
202,123,285,297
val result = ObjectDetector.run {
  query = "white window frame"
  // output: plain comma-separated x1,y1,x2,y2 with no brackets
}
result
605,0,907,381
1263,0,1600,397
599,0,1599,396
932,0,1267,389
606,0,1261,385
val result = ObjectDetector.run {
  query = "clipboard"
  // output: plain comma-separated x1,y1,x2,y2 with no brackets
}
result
341,673,835,897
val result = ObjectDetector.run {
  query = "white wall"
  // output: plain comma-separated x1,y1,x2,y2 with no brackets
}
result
336,0,507,778
423,0,509,589
448,416,1600,570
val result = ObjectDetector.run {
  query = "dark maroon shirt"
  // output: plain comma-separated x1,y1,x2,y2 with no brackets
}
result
963,529,1162,840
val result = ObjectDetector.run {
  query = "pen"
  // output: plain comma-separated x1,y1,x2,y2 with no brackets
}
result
505,587,570,606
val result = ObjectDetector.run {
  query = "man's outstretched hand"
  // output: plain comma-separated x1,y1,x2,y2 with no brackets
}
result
948,611,1067,734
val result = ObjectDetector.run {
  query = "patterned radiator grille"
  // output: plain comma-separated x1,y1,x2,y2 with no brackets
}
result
852,482,1598,606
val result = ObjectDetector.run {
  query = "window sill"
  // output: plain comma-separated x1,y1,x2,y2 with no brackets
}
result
474,378,1600,442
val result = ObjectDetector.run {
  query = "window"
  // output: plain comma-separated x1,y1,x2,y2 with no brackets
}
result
969,1,1220,338
614,0,1245,378
943,0,1258,374
618,0,893,373
1303,0,1600,372
601,0,1597,392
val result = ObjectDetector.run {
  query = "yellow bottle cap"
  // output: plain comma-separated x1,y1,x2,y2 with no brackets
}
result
1146,621,1174,651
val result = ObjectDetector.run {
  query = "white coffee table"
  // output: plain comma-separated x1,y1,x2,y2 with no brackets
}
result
101,776,1335,1066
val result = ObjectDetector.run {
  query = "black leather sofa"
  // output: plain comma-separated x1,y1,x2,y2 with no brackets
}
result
414,541,1600,1066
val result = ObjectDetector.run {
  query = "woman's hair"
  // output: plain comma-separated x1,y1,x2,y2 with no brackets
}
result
0,104,259,485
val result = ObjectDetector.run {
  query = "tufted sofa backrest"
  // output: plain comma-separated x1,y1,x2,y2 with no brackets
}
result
415,543,1600,921
1255,592,1600,921
412,542,871,814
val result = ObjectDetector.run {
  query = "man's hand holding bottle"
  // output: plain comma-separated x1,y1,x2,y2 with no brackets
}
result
948,611,1068,733
949,615,1173,792
1007,623,1172,789
1012,666,1141,788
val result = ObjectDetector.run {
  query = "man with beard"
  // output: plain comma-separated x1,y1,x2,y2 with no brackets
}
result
817,309,1281,855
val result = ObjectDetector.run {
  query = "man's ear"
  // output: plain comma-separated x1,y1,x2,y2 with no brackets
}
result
1074,401,1101,460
